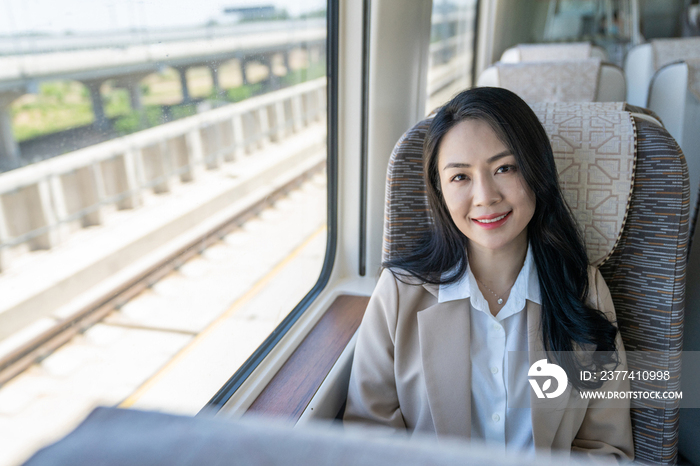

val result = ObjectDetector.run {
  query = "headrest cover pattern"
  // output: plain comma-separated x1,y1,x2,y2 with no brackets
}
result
531,102,636,266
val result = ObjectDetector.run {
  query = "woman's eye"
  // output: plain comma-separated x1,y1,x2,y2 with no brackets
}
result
451,174,469,182
496,165,517,174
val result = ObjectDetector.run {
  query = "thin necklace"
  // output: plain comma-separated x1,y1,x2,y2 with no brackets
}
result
476,278,512,305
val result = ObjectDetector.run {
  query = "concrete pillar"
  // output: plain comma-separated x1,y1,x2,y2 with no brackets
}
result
141,143,170,193
256,106,271,149
0,90,22,170
261,55,279,90
270,101,286,142
82,163,106,226
166,135,193,182
199,125,221,169
231,114,245,158
291,95,304,133
119,151,143,209
218,121,235,162
186,127,205,174
126,81,143,111
240,59,250,86
282,51,291,74
209,65,222,97
48,174,70,242
0,107,19,171
114,73,151,112
35,179,60,249
176,66,191,104
0,197,11,272
84,80,109,131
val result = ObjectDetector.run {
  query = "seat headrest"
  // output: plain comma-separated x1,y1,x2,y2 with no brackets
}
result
517,42,592,61
494,59,602,104
651,37,700,70
531,102,636,266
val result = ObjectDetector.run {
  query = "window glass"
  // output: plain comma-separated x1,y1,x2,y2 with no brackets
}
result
0,1,327,464
427,0,478,112
529,0,641,65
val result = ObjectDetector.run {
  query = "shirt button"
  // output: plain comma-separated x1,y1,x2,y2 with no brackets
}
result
492,413,500,422
492,324,501,331
490,367,498,374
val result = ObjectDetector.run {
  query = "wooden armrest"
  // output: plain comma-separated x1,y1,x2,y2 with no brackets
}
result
246,295,370,420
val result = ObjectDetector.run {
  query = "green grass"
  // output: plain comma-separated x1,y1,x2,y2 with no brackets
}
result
225,83,264,102
113,106,168,135
281,61,326,87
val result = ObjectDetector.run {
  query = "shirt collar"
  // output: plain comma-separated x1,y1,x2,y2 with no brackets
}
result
437,244,541,312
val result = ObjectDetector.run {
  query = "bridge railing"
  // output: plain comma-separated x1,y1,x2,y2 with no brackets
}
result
0,78,326,272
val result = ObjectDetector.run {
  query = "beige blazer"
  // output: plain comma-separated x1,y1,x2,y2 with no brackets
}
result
344,266,634,462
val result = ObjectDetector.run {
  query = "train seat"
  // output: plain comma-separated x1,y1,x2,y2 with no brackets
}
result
647,60,700,238
624,37,700,107
377,102,686,464
500,42,608,63
476,59,626,103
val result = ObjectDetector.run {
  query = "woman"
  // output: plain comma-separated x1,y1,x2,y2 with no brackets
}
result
343,88,634,461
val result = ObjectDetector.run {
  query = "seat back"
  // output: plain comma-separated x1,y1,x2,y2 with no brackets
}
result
625,38,700,107
648,61,700,237
383,103,687,465
500,42,608,63
477,60,626,103
624,43,655,106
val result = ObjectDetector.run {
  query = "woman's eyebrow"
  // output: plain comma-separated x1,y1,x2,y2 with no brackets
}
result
442,150,513,170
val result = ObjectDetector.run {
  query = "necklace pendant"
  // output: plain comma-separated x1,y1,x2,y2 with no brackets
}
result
497,298,503,304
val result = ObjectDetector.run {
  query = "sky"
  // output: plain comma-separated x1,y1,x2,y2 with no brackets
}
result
0,0,327,35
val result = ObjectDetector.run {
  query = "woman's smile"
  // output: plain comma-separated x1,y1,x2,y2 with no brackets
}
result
471,210,512,228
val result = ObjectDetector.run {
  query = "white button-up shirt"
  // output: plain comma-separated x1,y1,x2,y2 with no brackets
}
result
438,245,541,454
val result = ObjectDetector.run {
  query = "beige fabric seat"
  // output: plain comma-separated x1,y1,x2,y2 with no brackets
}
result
476,59,626,103
500,42,608,63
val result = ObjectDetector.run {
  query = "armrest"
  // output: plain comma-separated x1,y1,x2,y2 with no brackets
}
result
246,295,370,421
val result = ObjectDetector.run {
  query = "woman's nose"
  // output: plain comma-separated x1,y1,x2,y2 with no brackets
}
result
472,175,501,206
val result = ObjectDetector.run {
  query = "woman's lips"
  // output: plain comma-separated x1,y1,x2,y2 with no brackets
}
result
471,211,512,229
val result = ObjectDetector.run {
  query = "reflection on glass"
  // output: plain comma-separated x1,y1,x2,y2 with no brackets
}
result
0,2,328,464
533,0,642,65
426,0,478,112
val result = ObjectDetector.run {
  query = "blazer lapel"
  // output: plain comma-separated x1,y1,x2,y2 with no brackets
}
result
527,301,572,451
417,300,471,438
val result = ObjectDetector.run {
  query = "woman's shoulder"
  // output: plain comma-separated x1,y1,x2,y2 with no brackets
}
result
585,265,608,294
377,268,439,298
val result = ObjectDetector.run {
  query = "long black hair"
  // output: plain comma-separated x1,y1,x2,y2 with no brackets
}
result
384,87,618,390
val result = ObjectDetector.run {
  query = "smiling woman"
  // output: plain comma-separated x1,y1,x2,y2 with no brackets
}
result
344,87,634,461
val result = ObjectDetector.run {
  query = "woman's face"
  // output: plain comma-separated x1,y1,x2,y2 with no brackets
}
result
437,119,536,255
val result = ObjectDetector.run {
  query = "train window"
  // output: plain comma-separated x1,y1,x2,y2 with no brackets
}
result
427,0,479,112
0,0,330,463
